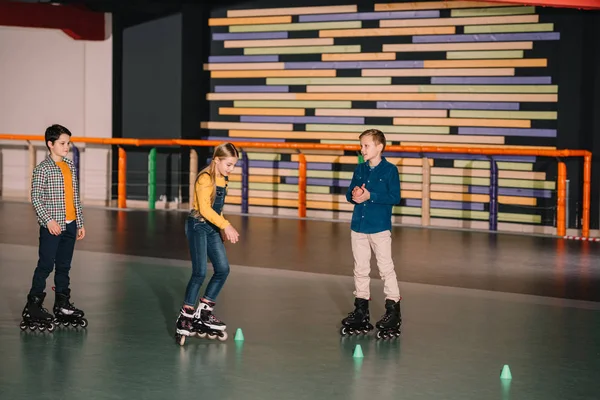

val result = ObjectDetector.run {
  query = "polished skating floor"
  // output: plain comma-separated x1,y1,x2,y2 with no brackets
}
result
0,200,599,400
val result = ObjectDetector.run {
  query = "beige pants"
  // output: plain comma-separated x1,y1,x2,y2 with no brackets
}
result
351,230,401,302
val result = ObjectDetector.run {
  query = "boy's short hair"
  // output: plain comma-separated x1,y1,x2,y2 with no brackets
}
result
359,129,386,152
45,124,72,150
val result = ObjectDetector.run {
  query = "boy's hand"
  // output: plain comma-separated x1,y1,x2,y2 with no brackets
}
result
351,186,364,197
77,227,86,240
47,220,61,235
223,224,240,244
352,184,370,204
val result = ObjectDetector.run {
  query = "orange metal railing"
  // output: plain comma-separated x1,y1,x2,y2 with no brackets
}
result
0,134,592,238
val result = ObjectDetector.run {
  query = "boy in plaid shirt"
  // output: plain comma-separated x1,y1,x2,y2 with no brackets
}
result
20,124,88,331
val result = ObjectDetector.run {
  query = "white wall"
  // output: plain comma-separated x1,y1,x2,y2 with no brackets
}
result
0,22,112,204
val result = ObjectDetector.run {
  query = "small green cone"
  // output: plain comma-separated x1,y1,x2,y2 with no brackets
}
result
500,364,512,380
353,344,364,358
234,328,244,341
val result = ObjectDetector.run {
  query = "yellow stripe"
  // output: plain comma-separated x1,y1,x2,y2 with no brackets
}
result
451,6,536,17
210,70,336,78
219,107,305,116
380,14,539,27
319,26,455,38
233,100,351,108
447,50,524,59
383,42,533,52
228,175,280,183
315,108,447,118
423,59,546,68
203,62,284,70
393,117,530,128
224,38,334,48
362,68,515,77
267,77,391,85
227,5,357,17
374,1,516,11
322,52,396,61
209,16,291,26
450,110,558,119
201,121,293,131
465,23,555,34
245,45,361,55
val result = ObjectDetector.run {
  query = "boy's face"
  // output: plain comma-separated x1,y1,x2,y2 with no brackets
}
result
360,135,383,162
48,134,71,158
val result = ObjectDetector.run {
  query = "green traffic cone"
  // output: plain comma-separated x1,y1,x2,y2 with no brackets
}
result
500,364,512,380
234,328,244,341
357,152,364,164
353,344,364,358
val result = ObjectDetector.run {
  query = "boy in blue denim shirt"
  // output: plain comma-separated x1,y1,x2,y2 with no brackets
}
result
340,129,402,339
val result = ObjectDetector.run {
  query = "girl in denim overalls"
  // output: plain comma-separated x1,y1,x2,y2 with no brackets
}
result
175,143,240,344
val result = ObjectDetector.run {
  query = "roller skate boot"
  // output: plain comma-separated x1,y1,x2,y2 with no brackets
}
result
193,300,228,341
340,297,374,336
53,289,88,328
175,306,195,346
20,293,55,332
375,299,401,339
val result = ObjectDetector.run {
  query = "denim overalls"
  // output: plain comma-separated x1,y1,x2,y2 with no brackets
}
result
183,174,230,306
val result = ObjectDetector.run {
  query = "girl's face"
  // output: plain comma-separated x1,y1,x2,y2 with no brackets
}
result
215,156,238,177
48,134,71,159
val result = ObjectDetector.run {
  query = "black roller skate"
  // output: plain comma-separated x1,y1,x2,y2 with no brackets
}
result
175,306,195,346
375,299,401,339
20,293,55,332
52,289,88,328
340,298,374,336
192,300,228,342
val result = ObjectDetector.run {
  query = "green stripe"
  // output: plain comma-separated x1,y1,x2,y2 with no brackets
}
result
308,170,354,179
306,124,449,134
245,45,361,55
422,85,558,94
465,23,554,34
267,77,391,85
498,212,542,223
454,160,533,171
234,100,351,108
431,176,490,186
230,21,361,33
450,110,558,119
499,179,555,190
392,206,422,216
321,140,357,145
247,152,282,161
451,6,535,17
447,50,523,59
431,209,489,220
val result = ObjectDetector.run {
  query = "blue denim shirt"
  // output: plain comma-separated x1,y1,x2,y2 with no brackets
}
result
346,157,401,234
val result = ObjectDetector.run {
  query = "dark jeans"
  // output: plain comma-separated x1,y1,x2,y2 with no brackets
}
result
29,221,77,296
183,216,230,307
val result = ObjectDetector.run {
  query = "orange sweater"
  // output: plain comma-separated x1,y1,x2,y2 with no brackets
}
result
193,174,229,229
56,161,77,222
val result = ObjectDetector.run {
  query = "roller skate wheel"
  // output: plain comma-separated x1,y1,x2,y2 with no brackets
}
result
340,326,348,336
198,332,207,338
376,331,383,339
39,324,46,332
80,318,88,328
218,331,228,341
208,333,217,340
20,321,27,331
175,334,186,346
29,324,37,331
47,323,55,333
63,321,69,327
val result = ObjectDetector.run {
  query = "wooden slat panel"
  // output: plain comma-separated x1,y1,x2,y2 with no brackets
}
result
209,16,292,26
227,5,357,17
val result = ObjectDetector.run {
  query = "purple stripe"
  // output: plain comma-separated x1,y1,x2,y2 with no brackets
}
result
299,10,439,22
378,101,519,110
382,152,535,162
286,177,351,187
459,127,557,137
204,136,284,143
406,199,485,211
285,61,423,69
250,161,297,169
431,77,552,84
208,55,278,63
212,32,288,40
214,85,289,93
240,116,364,124
414,32,560,43
308,163,334,170
469,186,552,199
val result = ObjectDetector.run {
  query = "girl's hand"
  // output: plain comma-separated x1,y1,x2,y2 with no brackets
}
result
223,225,239,244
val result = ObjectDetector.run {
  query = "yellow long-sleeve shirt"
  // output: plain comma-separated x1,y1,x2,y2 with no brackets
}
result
193,173,230,229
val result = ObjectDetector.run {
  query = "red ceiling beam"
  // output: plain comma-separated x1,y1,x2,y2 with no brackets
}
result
0,2,106,41
469,0,600,9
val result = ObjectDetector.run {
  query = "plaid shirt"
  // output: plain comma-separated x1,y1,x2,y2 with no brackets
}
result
31,155,84,230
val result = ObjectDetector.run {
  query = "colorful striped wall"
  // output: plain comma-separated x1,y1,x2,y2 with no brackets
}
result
205,1,561,232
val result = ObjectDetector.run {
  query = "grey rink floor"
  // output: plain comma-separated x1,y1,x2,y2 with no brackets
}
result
1,243,600,400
